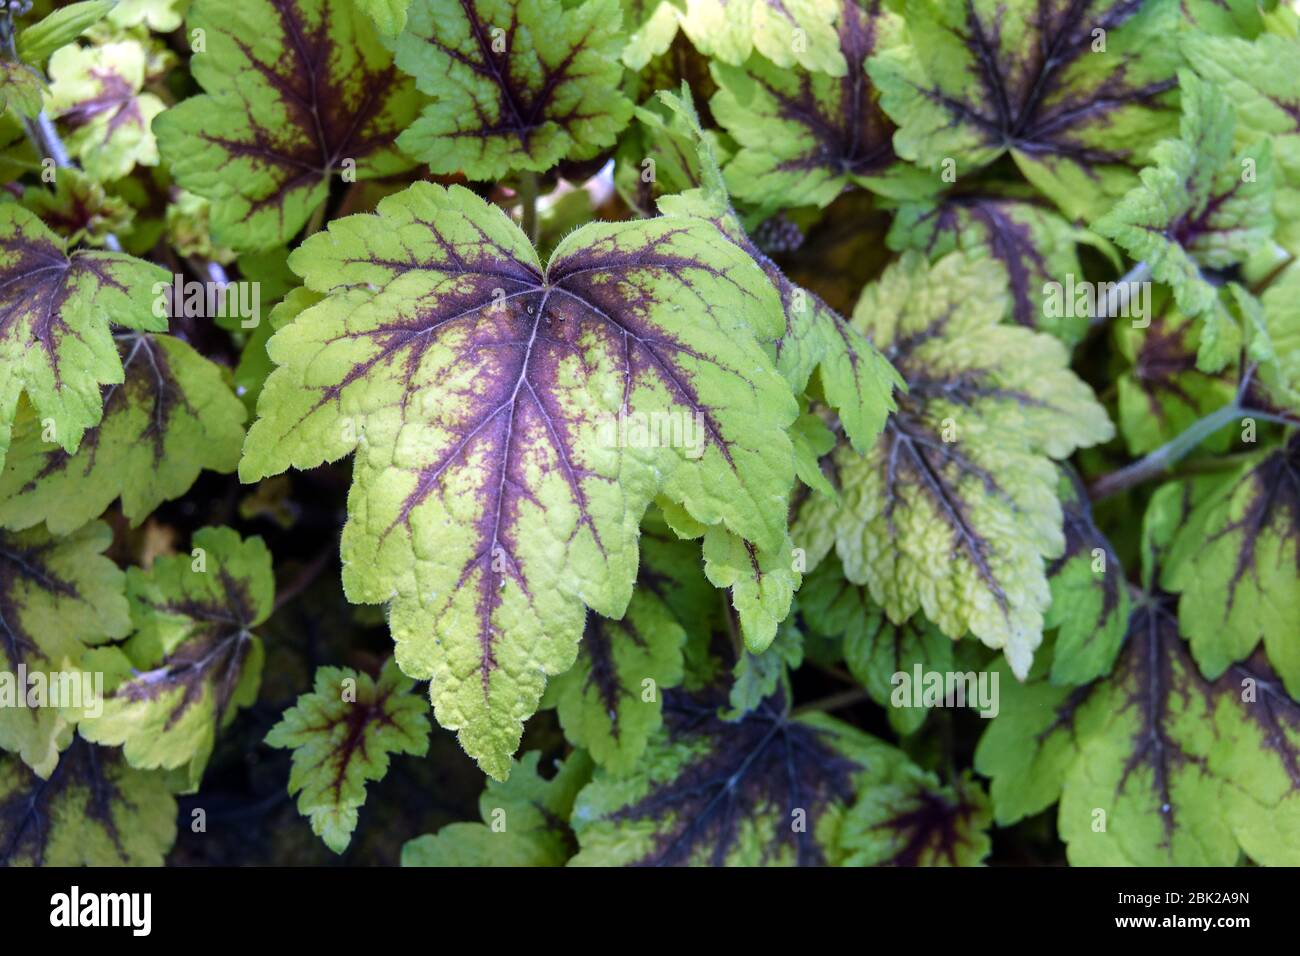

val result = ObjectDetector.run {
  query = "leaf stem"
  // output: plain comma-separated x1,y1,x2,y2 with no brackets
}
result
791,686,871,717
1088,260,1152,328
519,171,539,246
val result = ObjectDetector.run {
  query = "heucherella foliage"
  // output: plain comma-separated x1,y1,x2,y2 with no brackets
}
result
265,658,431,853
977,485,1300,866
0,204,166,473
78,528,273,791
0,0,1296,871
242,182,796,778
155,0,421,251
393,0,633,179
794,252,1114,678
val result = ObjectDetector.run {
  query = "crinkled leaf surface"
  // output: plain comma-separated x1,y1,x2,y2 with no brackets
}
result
1095,71,1275,368
543,589,685,773
1163,434,1300,698
265,657,430,853
868,0,1182,221
702,525,799,653
0,522,129,778
570,689,904,865
1045,467,1130,685
0,203,166,472
839,767,991,865
79,527,273,790
47,40,165,182
402,750,591,865
887,194,1095,345
0,333,246,534
800,556,952,734
654,86,901,453
794,252,1113,677
393,0,633,180
1184,29,1300,256
241,182,794,779
0,741,176,866
709,0,929,210
155,0,421,251
22,168,133,248
676,0,846,75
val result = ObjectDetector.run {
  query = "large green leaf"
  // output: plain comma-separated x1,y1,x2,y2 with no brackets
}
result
0,204,166,473
794,252,1113,677
79,527,273,791
265,658,431,853
868,0,1181,221
155,0,421,251
0,522,129,778
392,0,632,179
0,333,246,534
241,182,795,779
0,741,177,866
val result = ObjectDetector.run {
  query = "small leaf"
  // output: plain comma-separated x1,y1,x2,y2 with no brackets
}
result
0,333,246,534
838,767,991,866
703,525,799,653
0,522,129,778
1095,70,1275,369
265,658,431,854
354,0,412,34
725,619,802,717
0,204,166,476
79,527,274,791
402,750,592,866
393,0,633,179
710,0,931,210
677,0,846,75
794,252,1114,678
570,688,905,865
47,39,166,181
16,1,115,65
0,741,177,866
155,0,421,250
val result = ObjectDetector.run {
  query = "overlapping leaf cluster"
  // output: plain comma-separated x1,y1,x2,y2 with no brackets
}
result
0,0,1296,869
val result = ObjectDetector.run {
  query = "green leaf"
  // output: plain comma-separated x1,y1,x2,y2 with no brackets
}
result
544,589,686,773
570,689,904,865
838,767,991,866
354,0,411,34
265,658,431,854
0,741,177,866
0,333,246,534
0,203,167,474
0,62,45,120
47,39,166,181
79,527,274,790
1163,435,1300,698
725,618,802,717
107,0,190,32
1114,295,1236,455
1045,468,1131,686
0,522,129,778
16,1,115,65
676,0,846,75
21,168,133,247
1184,29,1300,256
619,0,684,69
709,0,932,210
976,611,1300,865
155,0,421,251
1095,70,1275,370
790,409,836,497
241,181,795,779
392,0,632,179
703,525,799,653
654,86,901,453
887,194,1098,346
793,252,1114,678
800,556,952,735
868,0,1181,221
402,750,591,866
1253,260,1300,415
